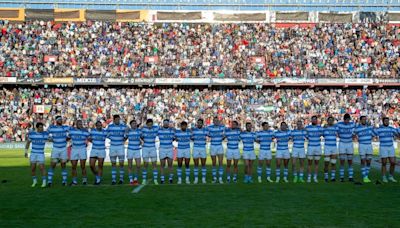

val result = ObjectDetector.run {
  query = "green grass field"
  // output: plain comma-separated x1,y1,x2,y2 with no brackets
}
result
1,149,400,227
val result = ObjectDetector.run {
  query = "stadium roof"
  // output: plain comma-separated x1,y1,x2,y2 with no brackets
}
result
0,0,399,11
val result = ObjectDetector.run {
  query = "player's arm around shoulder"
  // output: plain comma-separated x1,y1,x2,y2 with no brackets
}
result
24,133,31,158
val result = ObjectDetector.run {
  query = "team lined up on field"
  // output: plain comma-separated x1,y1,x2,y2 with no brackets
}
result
25,114,400,188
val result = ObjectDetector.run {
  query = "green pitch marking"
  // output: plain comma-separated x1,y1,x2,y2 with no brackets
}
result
131,179,152,194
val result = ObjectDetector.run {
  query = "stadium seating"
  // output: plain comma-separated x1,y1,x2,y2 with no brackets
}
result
0,87,399,142
0,21,399,79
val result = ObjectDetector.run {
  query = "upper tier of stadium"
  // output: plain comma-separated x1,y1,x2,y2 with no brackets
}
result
0,0,400,11
1,20,399,83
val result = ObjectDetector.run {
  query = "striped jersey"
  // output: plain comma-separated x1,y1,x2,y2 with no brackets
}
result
89,129,107,150
323,126,338,147
208,125,225,146
373,126,398,147
274,130,291,150
192,127,208,148
141,126,159,148
127,129,142,151
354,125,375,145
175,129,192,150
28,131,49,154
256,130,274,151
69,128,90,147
48,125,70,148
158,128,175,149
240,131,256,152
106,123,127,147
305,125,323,147
225,128,241,150
291,129,306,149
336,121,355,143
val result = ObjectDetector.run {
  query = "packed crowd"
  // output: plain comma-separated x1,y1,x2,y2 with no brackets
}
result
1,20,400,79
1,87,399,142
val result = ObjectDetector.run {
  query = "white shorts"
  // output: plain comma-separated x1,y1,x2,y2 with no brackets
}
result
307,146,322,156
324,146,338,156
109,145,125,157
127,149,141,160
90,148,106,158
193,146,207,159
243,150,256,160
51,147,68,161
159,148,173,159
359,144,373,157
276,149,290,159
226,148,240,160
380,146,395,158
30,153,45,164
71,147,87,161
292,147,306,159
142,147,157,162
210,144,224,156
177,148,191,159
339,142,354,155
258,149,272,160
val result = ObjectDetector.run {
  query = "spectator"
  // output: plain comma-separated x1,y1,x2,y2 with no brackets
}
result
0,21,399,79
0,87,399,142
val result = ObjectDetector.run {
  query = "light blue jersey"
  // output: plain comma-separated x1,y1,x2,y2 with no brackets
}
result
323,125,338,147
274,130,291,150
336,122,356,143
89,129,107,150
225,128,241,150
175,129,192,150
69,128,90,147
106,123,127,147
208,125,225,146
192,127,208,148
256,130,274,150
127,129,142,151
305,125,323,147
374,126,398,147
29,131,49,154
354,125,375,145
291,130,306,149
240,131,256,152
157,128,175,150
48,125,70,148
141,126,159,148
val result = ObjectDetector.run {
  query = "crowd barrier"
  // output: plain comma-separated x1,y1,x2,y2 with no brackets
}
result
1,77,400,87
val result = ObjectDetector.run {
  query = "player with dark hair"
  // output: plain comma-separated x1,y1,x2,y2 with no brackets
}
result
256,122,274,183
141,119,159,185
47,116,70,186
158,119,175,184
192,119,208,184
175,121,192,184
224,120,241,183
89,120,107,185
323,116,339,182
69,119,90,186
106,115,127,185
337,113,356,182
373,117,399,183
126,118,142,185
274,122,291,183
354,116,375,183
25,122,50,188
291,120,307,183
305,116,323,183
